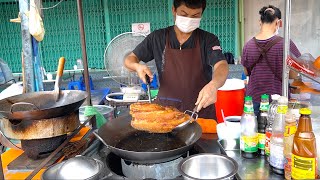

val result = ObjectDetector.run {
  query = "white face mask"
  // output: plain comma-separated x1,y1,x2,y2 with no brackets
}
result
274,25,279,36
274,20,280,36
175,14,201,33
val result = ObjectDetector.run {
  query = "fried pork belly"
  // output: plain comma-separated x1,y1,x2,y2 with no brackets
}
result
129,102,190,133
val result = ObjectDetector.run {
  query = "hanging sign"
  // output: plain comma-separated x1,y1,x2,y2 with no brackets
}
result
132,23,151,35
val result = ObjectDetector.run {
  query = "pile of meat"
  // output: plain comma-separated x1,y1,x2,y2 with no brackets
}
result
129,102,190,133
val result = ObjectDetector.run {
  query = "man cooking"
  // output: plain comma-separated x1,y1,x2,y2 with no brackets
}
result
124,0,228,120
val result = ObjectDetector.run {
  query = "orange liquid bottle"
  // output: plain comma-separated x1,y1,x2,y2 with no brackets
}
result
291,108,317,179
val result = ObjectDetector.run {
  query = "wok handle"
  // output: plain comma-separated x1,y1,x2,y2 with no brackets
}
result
54,57,65,95
10,102,40,113
184,110,199,122
92,130,112,150
56,57,65,77
145,74,151,84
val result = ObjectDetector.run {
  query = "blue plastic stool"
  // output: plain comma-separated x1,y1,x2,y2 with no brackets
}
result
68,81,84,90
80,76,94,90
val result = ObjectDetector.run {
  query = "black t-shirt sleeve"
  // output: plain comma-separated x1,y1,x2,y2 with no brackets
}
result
205,34,226,66
132,33,155,63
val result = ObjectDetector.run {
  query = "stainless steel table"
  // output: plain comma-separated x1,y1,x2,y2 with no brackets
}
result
199,134,284,180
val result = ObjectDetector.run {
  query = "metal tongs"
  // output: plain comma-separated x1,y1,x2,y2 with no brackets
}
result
145,74,152,103
173,105,199,131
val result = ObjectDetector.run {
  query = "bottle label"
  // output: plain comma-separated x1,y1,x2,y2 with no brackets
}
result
291,154,316,179
240,135,258,152
284,156,292,179
259,102,269,111
270,142,284,169
258,133,266,149
284,125,297,137
265,131,272,155
244,104,254,114
277,105,288,114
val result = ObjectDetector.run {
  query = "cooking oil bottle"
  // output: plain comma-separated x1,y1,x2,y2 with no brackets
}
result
270,96,288,175
291,108,317,179
240,96,258,158
258,94,269,156
284,111,296,180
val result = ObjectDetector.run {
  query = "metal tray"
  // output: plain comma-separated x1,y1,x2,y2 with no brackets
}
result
217,139,284,180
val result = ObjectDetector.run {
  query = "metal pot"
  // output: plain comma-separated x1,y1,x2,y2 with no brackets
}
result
41,156,104,180
178,153,238,180
0,111,79,140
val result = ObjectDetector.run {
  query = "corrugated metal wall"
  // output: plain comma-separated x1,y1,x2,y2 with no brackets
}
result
0,0,238,73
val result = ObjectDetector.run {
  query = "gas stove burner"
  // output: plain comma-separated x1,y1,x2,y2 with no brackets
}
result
21,135,67,159
121,157,183,179
103,143,205,179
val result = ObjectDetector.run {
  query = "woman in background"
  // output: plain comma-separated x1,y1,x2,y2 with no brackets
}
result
241,5,301,116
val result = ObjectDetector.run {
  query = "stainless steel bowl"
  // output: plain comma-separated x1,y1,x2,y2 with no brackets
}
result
178,153,238,180
41,156,104,180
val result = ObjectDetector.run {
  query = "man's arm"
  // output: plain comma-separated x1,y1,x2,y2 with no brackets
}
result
211,60,229,90
195,60,229,112
124,52,140,71
124,52,153,83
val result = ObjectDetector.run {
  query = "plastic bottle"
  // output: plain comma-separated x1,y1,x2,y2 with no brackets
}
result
291,108,317,179
284,111,297,180
265,94,280,162
258,94,269,156
240,96,258,158
269,96,288,175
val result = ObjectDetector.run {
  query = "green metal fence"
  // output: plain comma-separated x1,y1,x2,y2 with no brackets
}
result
0,2,22,73
201,0,237,56
0,0,238,73
40,0,106,72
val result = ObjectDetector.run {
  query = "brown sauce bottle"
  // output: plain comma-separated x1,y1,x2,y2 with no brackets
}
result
291,108,317,180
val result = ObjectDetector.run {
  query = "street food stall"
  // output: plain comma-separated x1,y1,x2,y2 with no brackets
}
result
0,0,319,179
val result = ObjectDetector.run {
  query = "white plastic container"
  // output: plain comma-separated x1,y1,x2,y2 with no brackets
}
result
217,116,241,140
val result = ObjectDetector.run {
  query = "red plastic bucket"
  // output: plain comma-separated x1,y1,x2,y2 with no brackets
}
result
215,79,245,123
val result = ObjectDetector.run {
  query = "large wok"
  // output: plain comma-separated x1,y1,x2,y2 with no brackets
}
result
0,57,88,120
0,90,88,120
94,114,202,164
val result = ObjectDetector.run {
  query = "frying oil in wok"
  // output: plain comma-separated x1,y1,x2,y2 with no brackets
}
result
115,131,186,152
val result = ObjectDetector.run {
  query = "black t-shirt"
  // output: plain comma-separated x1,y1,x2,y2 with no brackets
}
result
133,26,226,81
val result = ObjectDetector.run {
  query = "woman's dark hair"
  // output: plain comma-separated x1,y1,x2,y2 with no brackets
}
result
173,0,206,12
259,5,281,23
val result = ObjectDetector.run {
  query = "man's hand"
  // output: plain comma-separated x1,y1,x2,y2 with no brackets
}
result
124,52,153,83
136,64,153,84
195,60,228,112
195,81,218,112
